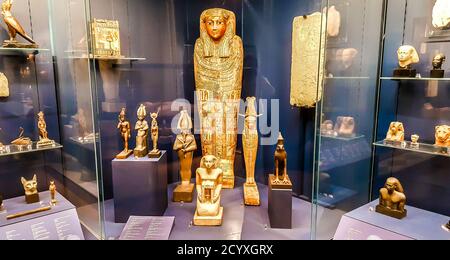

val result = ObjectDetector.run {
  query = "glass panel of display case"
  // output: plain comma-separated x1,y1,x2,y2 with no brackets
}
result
48,0,103,239
312,0,385,240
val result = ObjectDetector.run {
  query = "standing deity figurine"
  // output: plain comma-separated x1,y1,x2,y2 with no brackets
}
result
194,8,244,189
194,155,224,226
133,104,149,158
36,111,55,148
116,108,133,159
49,181,57,206
148,109,161,158
1,0,38,48
173,110,197,202
271,133,292,188
242,97,261,206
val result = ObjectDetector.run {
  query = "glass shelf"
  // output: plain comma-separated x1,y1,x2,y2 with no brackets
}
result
0,47,50,56
373,140,450,157
381,77,450,81
325,76,371,80
321,134,365,141
65,51,146,63
0,142,62,157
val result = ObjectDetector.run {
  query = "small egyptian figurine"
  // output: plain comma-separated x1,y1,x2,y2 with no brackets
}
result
133,104,149,158
394,45,419,77
0,193,4,211
242,97,261,206
36,111,55,148
173,110,197,202
194,155,224,226
435,125,450,147
116,108,133,159
1,0,38,48
49,181,56,206
376,177,407,219
148,109,161,158
385,122,405,142
11,127,31,146
411,134,420,149
431,53,446,78
271,133,292,188
21,174,39,204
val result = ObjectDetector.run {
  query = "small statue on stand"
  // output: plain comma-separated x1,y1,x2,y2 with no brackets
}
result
194,155,224,226
173,110,197,202
21,174,39,204
431,53,446,78
376,177,407,219
116,108,133,159
36,111,55,148
385,122,405,142
133,104,149,158
242,97,261,206
270,133,292,188
435,125,450,147
148,109,161,158
49,181,56,206
11,127,31,146
393,45,419,77
334,116,356,137
411,134,420,149
1,0,38,48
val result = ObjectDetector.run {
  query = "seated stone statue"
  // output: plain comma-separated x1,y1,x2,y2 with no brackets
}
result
376,177,407,219
193,155,223,226
385,122,405,142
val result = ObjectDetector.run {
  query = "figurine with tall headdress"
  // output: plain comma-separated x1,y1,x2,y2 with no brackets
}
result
148,108,161,158
173,110,197,202
133,104,149,158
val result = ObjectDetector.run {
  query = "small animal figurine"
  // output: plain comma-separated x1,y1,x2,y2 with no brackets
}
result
435,125,450,147
385,122,405,142
49,181,56,206
21,174,39,204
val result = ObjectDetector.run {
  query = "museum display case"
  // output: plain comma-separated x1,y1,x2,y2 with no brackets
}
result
313,0,450,240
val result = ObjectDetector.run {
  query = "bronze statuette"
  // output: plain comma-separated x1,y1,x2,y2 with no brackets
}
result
148,110,161,158
116,108,133,159
194,155,224,226
133,104,149,158
36,111,55,148
435,125,450,147
21,174,39,204
270,133,292,189
11,127,31,146
49,181,56,206
376,177,407,219
242,97,260,206
173,110,197,203
1,0,38,48
194,8,244,189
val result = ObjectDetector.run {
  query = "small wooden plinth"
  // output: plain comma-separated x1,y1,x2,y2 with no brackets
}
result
269,175,293,189
25,193,40,204
148,149,162,158
116,150,133,160
193,207,223,226
173,183,194,203
244,183,260,206
393,68,416,78
375,204,407,219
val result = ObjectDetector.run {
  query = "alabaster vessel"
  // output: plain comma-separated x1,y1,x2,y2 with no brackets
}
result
394,45,419,77
116,108,133,159
133,104,149,158
21,174,39,204
194,8,244,189
36,111,55,148
194,155,224,226
385,122,405,142
376,177,407,219
270,133,292,189
435,125,450,147
173,110,197,202
1,0,38,48
242,97,260,206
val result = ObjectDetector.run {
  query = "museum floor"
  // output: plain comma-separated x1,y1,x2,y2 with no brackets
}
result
77,177,342,240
